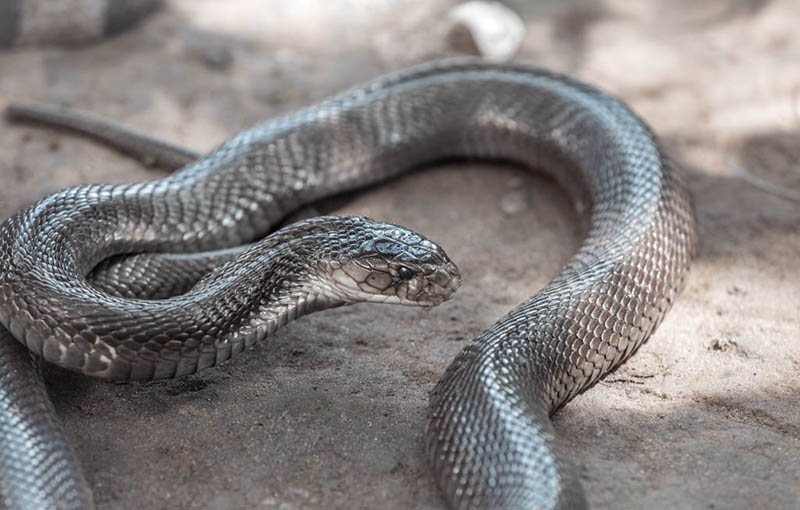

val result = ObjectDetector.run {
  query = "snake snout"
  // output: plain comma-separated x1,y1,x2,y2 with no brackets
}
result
416,261,461,307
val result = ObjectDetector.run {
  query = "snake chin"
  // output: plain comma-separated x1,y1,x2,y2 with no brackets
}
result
327,268,460,307
322,259,461,308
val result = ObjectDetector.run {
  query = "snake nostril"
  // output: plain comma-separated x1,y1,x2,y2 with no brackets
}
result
428,269,447,289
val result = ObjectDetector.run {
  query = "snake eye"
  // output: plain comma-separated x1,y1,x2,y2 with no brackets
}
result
397,266,413,280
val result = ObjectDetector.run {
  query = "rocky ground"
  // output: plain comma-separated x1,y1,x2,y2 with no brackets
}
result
0,1,798,509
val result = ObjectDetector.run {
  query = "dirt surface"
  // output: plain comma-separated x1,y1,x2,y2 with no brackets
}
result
1,1,799,509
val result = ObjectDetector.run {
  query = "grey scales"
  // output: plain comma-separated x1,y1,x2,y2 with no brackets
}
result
0,59,697,509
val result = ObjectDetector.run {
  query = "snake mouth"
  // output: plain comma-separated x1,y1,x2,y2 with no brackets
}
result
326,260,462,307
358,271,461,307
324,245,462,308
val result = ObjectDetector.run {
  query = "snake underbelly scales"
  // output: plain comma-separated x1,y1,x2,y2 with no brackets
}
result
0,60,697,509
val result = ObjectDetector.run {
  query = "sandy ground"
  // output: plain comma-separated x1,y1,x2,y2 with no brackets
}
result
1,1,799,509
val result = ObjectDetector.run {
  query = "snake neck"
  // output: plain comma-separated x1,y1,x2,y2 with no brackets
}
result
0,216,352,380
187,226,349,349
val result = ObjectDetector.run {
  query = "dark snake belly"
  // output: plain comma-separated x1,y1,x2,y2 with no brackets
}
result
0,60,697,509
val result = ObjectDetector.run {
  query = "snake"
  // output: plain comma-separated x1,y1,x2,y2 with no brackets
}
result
0,59,697,509
0,0,161,48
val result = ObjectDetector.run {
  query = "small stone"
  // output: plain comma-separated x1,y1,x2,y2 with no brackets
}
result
446,1,525,61
500,189,529,215
709,337,748,357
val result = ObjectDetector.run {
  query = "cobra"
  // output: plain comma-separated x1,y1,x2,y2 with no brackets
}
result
0,60,696,509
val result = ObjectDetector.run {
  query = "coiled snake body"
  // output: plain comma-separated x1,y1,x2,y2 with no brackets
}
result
0,60,696,509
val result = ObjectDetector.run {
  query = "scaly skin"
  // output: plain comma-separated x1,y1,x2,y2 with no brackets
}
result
0,60,696,509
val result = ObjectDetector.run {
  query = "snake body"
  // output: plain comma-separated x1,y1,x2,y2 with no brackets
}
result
0,60,696,509
0,0,160,48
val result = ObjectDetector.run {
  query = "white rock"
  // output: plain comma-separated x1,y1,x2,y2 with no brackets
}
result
447,1,525,61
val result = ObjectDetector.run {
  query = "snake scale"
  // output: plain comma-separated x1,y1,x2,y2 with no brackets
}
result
0,59,697,509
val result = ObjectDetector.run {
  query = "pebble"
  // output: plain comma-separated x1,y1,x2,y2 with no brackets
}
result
500,188,529,216
446,1,525,61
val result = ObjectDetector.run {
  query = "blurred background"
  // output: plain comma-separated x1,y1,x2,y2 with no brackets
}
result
0,1,798,509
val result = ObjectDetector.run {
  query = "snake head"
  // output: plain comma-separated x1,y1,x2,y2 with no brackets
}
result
316,216,461,307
